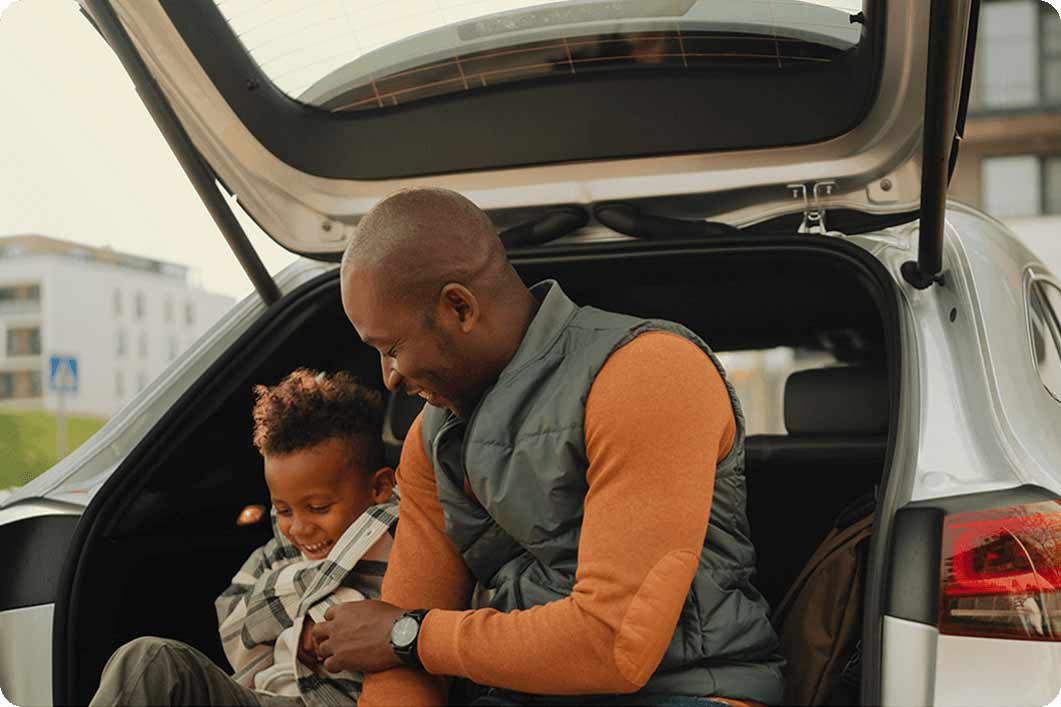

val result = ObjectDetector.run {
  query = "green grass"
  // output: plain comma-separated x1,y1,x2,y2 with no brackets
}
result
0,411,107,490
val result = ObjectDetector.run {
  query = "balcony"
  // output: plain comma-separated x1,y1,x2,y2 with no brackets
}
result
0,300,41,316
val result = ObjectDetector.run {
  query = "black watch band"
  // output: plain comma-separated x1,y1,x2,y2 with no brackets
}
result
390,609,429,668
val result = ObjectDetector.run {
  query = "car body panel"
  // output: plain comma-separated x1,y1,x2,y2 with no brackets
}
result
882,608,1061,707
865,206,1061,505
0,604,55,707
933,633,1061,707
94,0,974,257
881,616,938,706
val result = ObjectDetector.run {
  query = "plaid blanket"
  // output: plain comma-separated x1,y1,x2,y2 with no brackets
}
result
215,498,399,706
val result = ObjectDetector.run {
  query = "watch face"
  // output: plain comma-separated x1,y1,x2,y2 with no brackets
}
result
391,616,419,648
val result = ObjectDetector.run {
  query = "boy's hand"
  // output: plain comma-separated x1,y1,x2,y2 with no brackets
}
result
313,600,406,674
298,616,320,667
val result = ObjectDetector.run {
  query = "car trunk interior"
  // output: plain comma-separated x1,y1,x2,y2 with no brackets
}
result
56,235,900,705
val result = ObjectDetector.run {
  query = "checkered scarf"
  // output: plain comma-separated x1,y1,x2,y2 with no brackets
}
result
215,497,399,706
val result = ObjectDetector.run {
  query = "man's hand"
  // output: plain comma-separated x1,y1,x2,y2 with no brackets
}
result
298,616,319,667
313,600,407,674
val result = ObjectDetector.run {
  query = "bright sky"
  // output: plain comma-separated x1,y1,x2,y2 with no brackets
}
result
0,0,297,301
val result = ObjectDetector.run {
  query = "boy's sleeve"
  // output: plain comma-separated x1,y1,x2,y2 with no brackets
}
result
215,516,301,676
359,413,477,707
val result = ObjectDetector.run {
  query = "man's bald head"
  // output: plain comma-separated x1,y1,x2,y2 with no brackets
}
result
340,188,539,417
341,187,510,308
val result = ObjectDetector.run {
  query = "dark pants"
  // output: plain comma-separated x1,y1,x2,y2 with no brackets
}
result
89,636,304,707
461,683,736,707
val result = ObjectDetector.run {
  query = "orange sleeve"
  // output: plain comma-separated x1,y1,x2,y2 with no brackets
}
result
359,413,476,707
416,331,736,694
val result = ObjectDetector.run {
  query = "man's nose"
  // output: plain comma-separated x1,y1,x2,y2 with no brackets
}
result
381,356,404,392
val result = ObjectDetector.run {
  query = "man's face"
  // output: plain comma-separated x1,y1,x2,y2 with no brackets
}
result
264,437,379,560
342,270,481,417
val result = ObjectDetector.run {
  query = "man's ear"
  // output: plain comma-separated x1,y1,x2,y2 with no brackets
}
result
438,283,479,333
370,466,396,503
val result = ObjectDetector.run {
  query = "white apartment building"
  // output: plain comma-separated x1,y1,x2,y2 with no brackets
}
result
0,235,233,418
951,0,1061,274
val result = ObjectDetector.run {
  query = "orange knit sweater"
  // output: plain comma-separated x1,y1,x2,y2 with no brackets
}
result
360,332,747,706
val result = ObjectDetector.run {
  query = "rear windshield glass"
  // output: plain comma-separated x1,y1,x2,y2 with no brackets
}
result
216,0,868,112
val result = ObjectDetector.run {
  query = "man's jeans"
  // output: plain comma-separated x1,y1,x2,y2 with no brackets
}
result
463,684,736,706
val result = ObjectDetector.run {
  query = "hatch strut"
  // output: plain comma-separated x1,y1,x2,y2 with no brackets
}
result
80,0,282,305
901,0,969,290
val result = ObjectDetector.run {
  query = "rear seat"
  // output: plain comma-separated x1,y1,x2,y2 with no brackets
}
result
379,365,889,612
745,366,888,610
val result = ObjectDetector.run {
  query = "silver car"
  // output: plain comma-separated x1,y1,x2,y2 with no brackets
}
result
2,1,1060,705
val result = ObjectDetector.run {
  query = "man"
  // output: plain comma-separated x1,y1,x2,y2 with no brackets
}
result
314,187,783,706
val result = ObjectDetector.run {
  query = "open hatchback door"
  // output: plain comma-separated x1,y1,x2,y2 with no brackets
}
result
81,0,977,285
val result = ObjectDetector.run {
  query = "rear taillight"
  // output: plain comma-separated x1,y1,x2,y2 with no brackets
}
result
940,500,1061,641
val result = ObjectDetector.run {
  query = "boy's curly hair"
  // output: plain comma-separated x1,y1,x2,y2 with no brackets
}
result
252,368,385,469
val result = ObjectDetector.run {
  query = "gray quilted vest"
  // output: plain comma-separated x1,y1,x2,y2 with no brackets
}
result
420,281,784,702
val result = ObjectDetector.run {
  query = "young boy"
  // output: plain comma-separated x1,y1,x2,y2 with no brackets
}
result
89,369,397,707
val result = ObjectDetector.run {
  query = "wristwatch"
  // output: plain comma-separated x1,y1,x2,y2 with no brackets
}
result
390,609,429,668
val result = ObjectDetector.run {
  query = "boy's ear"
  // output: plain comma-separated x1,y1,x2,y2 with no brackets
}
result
370,466,396,503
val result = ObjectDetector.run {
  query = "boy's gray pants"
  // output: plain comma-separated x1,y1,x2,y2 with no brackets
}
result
89,636,305,707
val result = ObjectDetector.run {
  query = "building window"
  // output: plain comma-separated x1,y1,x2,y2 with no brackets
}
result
1028,279,1061,402
0,284,40,303
970,0,1061,111
0,284,41,313
139,332,148,358
981,154,1061,217
168,336,179,362
1047,156,1061,215
164,297,174,324
117,329,127,357
0,370,43,399
113,289,122,317
137,372,148,392
1044,1,1061,104
982,155,1041,217
115,371,125,398
135,292,145,320
6,327,41,356
184,301,195,327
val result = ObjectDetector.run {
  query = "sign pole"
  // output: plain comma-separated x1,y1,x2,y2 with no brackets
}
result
49,354,77,460
57,387,67,460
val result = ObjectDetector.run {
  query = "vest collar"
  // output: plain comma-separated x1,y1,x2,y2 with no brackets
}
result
496,280,578,383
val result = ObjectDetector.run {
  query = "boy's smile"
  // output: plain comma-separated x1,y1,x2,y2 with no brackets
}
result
264,436,392,561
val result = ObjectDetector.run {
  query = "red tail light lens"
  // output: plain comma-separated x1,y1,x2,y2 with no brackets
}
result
940,500,1061,641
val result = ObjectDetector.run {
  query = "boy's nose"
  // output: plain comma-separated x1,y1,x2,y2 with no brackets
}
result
290,516,309,537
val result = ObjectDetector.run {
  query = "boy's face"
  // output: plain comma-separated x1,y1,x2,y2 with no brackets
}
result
264,436,393,560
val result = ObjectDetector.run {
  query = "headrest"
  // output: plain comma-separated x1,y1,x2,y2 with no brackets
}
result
783,366,888,436
381,392,426,467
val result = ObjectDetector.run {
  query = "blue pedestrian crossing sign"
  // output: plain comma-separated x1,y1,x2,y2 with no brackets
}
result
49,355,79,393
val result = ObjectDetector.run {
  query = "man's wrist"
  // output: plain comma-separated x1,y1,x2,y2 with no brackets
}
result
390,609,430,669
